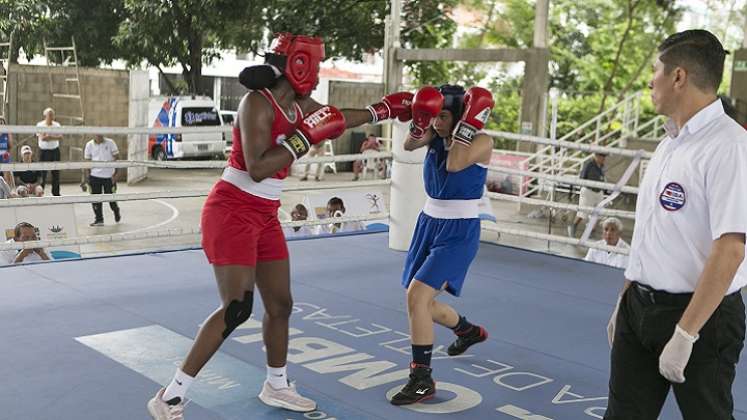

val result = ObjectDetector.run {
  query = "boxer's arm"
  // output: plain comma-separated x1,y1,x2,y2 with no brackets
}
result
297,96,372,128
446,133,492,172
239,92,294,182
404,128,435,151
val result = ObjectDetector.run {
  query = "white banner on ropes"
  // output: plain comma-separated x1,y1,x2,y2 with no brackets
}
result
283,189,389,238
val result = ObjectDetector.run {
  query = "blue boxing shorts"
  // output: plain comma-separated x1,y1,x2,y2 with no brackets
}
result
401,212,480,297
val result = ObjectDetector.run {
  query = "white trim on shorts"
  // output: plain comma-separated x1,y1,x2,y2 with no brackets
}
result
221,166,283,200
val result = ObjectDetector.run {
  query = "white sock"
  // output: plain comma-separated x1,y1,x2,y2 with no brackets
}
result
162,368,195,402
267,365,289,389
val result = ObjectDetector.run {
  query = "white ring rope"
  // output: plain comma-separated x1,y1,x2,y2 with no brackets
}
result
0,213,389,251
483,129,655,160
485,191,636,220
0,180,391,208
488,166,639,194
3,125,233,135
0,152,393,172
481,224,630,255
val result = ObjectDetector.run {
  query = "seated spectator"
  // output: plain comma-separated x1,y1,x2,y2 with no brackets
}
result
353,135,385,181
584,217,630,269
282,204,317,237
320,197,364,234
2,222,50,264
14,145,44,197
1,116,14,190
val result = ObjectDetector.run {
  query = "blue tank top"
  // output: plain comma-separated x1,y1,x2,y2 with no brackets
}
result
423,136,487,200
0,133,9,163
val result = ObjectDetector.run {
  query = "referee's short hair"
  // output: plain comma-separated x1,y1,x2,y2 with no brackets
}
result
658,30,728,93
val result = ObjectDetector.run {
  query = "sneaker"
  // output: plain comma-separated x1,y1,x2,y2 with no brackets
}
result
89,220,104,227
147,388,185,420
258,380,317,412
114,210,121,223
390,364,436,406
300,176,308,181
447,326,488,356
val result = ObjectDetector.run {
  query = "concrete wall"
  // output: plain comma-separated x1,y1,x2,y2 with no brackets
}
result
7,64,129,182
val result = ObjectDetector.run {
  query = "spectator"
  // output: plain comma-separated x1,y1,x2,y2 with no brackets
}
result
321,197,364,234
568,152,606,237
0,117,14,190
300,141,325,181
282,204,316,238
352,135,384,181
83,134,121,226
36,107,63,196
14,145,44,197
584,217,630,269
2,222,50,264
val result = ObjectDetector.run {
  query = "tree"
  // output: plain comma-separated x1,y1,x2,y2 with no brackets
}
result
401,0,460,85
0,0,52,63
44,0,128,66
115,0,265,94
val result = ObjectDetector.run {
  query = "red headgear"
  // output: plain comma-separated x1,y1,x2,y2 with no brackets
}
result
267,33,325,97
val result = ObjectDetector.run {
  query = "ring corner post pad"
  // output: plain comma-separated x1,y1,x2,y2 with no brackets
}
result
389,120,426,251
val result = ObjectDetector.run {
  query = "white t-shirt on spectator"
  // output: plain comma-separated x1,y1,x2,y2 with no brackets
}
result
37,120,61,150
585,238,630,269
624,99,747,294
1,239,45,265
84,138,119,178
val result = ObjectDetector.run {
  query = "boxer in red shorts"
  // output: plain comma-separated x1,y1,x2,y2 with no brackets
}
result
148,33,414,419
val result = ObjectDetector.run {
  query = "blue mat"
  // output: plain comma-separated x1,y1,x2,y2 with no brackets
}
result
0,232,744,420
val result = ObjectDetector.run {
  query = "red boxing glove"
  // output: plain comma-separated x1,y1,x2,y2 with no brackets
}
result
368,91,414,123
409,86,443,140
452,87,494,146
282,106,346,160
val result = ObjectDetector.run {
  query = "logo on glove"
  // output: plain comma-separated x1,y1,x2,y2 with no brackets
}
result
303,107,333,128
285,133,310,156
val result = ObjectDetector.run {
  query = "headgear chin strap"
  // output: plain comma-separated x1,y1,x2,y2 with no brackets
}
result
438,84,465,122
266,33,325,97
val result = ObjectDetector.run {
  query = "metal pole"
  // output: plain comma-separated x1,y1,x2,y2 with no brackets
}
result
547,88,559,251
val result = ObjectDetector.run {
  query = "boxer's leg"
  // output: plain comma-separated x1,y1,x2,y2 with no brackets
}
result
149,265,255,418
254,259,316,412
181,265,255,376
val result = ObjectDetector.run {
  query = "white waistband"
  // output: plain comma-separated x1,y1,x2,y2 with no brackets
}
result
221,166,283,200
423,197,479,219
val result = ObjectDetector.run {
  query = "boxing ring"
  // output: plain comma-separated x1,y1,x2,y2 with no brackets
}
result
1,124,746,420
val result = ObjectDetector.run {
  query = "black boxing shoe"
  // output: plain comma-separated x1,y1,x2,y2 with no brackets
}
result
390,363,436,406
447,325,488,356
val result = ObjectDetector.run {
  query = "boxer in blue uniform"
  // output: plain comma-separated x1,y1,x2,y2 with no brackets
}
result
390,85,496,405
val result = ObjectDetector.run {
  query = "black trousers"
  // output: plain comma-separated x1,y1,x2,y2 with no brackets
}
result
39,148,61,196
605,283,746,420
89,176,119,222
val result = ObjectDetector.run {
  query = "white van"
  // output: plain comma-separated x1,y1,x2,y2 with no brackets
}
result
148,96,225,160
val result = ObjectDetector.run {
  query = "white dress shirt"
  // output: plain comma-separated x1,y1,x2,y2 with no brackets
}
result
585,238,630,269
624,99,747,294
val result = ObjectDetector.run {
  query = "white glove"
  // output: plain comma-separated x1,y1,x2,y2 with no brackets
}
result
659,324,699,383
607,295,622,348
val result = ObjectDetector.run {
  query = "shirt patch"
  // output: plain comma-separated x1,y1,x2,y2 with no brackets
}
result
659,182,686,211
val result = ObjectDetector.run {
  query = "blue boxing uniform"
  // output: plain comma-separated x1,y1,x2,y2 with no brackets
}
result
402,135,487,296
0,132,10,163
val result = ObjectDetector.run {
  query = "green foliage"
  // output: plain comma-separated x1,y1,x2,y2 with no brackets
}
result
402,0,460,85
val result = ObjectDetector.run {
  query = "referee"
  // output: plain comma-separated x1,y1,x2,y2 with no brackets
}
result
605,30,747,419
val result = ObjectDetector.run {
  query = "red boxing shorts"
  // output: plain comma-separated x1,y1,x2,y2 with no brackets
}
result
201,180,288,266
